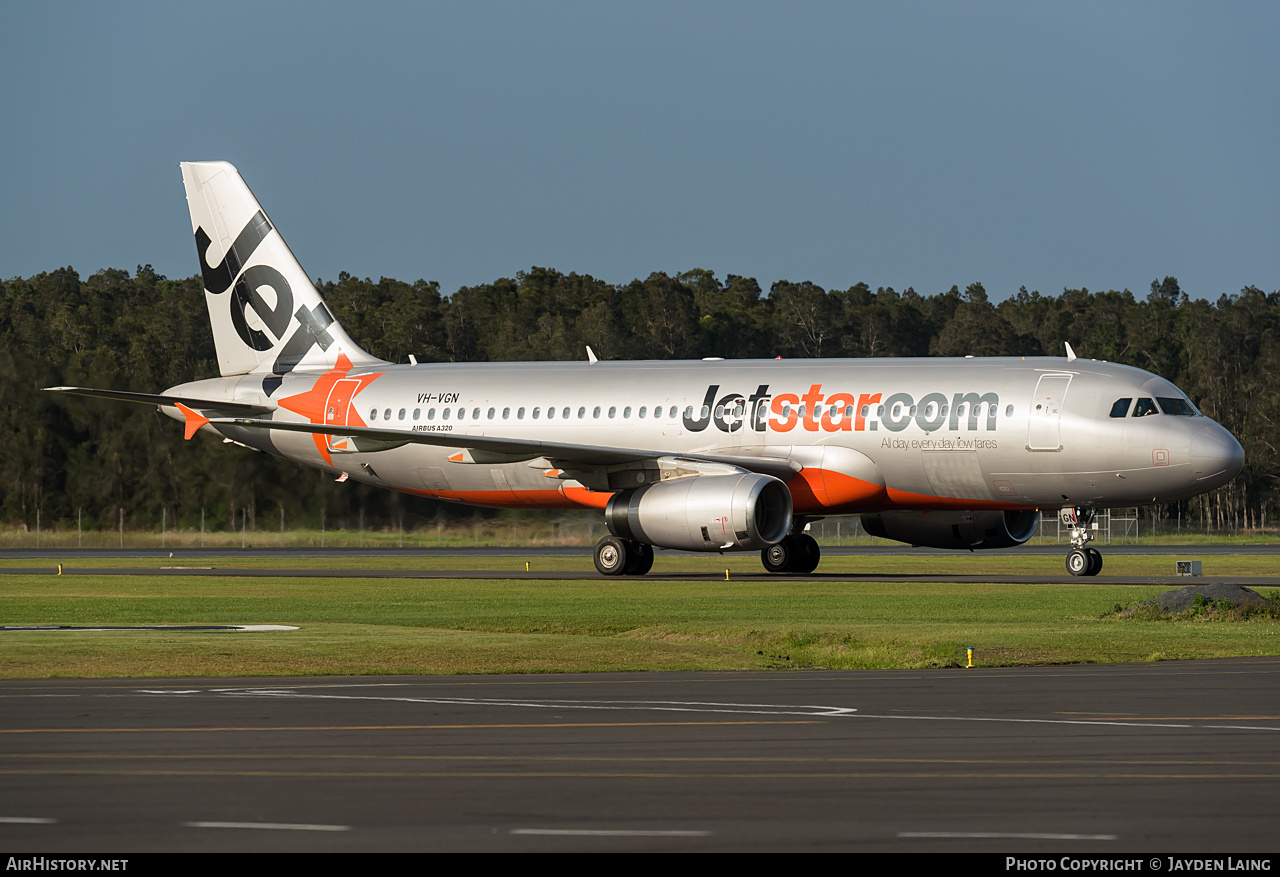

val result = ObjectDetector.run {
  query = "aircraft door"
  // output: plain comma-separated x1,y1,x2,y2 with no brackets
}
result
1028,374,1071,450
323,378,362,452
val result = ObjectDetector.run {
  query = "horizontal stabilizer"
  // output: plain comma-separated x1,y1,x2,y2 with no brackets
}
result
44,387,272,415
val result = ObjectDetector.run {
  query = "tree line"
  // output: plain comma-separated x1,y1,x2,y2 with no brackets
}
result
2,266,1276,533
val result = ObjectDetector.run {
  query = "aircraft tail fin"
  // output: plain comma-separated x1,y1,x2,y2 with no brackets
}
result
180,161,383,380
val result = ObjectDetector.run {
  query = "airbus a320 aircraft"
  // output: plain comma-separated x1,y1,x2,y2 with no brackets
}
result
50,162,1245,576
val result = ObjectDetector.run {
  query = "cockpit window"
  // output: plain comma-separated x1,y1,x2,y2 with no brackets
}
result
1132,398,1159,417
1109,398,1132,418
1156,397,1197,416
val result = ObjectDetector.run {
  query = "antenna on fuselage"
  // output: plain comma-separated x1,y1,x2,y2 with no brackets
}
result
586,346,599,364
1064,342,1078,363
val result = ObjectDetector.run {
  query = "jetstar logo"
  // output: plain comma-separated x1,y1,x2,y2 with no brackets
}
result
194,212,335,375
682,384,1001,434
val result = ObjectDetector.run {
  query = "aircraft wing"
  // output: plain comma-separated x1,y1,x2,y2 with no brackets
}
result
44,387,272,415
212,416,803,481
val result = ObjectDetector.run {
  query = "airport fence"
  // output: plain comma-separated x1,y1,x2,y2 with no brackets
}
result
2,504,1275,550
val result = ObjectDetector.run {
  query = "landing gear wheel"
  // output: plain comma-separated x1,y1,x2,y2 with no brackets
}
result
761,535,799,574
795,533,821,574
594,536,631,576
1066,547,1091,577
1086,547,1103,576
625,542,654,576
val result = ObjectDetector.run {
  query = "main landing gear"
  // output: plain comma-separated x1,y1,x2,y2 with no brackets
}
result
593,535,654,576
760,528,820,574
1061,506,1103,577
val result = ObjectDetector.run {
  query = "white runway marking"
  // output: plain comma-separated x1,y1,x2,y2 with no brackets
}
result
3,625,297,632
184,821,350,832
209,688,858,717
195,688,1280,731
0,817,57,824
900,832,1117,840
512,828,711,837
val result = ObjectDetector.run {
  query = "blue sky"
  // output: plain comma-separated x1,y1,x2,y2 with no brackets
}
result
4,2,1278,301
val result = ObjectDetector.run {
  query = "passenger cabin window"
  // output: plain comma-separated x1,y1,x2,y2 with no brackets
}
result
487,407,495,419
639,406,647,418
608,406,617,418
413,408,420,420
532,407,540,419
546,407,554,419
398,408,406,420
577,407,585,419
1157,397,1197,416
369,408,377,421
427,408,436,420
623,406,631,418
384,408,392,420
472,408,479,419
1132,398,1159,417
593,406,602,419
442,408,450,420
502,408,510,419
1110,398,1132,418
517,407,525,419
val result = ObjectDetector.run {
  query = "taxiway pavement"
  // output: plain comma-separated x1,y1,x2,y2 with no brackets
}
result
1,661,1278,852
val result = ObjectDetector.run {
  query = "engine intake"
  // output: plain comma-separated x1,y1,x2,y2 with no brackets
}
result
860,509,1038,550
606,473,793,551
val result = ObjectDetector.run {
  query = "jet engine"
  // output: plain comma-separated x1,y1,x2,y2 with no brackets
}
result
859,509,1038,550
605,473,793,552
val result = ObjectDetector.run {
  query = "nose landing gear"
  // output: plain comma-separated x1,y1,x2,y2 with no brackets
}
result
1061,507,1103,576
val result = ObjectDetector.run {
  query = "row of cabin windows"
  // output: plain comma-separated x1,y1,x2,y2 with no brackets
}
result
362,400,1014,423
1108,397,1198,418
367,404,685,423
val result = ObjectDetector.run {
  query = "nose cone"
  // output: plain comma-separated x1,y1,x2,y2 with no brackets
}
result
1191,425,1245,488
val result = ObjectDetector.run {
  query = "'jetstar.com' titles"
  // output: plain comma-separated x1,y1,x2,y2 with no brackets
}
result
682,384,1002,434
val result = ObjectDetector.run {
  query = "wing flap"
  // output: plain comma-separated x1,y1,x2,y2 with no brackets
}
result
213,416,802,479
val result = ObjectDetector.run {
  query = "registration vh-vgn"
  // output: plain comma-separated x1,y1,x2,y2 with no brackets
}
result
49,163,1245,576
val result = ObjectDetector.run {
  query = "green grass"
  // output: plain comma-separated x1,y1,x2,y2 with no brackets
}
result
1,557,1277,677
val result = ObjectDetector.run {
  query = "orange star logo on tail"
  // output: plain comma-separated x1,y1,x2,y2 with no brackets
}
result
277,353,385,466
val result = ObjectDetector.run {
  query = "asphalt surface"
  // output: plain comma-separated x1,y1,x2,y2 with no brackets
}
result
1,661,1278,853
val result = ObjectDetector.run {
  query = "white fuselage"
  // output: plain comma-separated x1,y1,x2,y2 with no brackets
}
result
166,354,1244,516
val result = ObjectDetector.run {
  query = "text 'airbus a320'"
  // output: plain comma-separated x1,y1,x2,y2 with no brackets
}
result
49,162,1244,576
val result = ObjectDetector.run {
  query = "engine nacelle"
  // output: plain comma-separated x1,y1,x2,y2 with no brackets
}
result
605,473,793,552
860,509,1038,550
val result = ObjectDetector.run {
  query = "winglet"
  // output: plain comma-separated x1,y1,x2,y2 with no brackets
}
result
1064,341,1078,363
174,403,211,440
